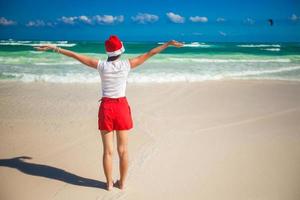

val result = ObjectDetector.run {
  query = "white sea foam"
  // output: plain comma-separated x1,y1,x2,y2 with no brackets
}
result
0,40,32,43
3,65,299,83
127,73,223,83
232,76,300,82
56,41,68,44
129,66,300,82
34,61,80,65
168,58,291,63
35,43,77,47
29,50,43,54
0,40,76,47
0,42,32,46
227,66,300,77
261,48,281,51
4,55,290,66
2,72,100,83
158,42,211,48
183,42,211,48
237,44,281,48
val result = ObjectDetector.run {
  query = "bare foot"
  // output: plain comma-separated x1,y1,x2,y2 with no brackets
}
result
106,180,114,191
114,179,126,190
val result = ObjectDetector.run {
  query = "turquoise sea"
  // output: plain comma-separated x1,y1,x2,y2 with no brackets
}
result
0,39,300,83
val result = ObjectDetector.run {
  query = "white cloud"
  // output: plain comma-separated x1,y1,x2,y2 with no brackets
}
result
26,20,45,27
93,15,124,24
216,17,226,22
26,20,55,27
166,12,185,23
79,15,92,24
0,17,16,26
244,17,255,25
59,16,78,24
189,16,208,23
58,15,124,25
219,31,227,36
131,13,159,24
290,14,300,21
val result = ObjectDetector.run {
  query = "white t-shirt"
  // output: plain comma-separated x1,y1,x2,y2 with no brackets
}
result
97,59,131,98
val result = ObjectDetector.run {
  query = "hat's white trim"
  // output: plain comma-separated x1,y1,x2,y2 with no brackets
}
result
106,43,125,57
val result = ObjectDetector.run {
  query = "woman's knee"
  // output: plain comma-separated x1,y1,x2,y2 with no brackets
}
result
117,145,128,157
103,147,114,157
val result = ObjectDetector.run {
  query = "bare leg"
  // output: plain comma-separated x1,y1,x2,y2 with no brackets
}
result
101,130,114,190
115,130,129,189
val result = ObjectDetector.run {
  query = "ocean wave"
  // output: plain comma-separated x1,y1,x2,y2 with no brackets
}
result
237,44,281,48
153,66,300,82
0,40,76,47
228,66,300,77
183,42,211,48
56,41,68,44
168,58,290,63
127,66,300,82
2,66,300,83
261,48,281,52
0,56,86,65
34,61,80,65
0,55,292,66
1,72,100,83
128,73,223,83
1,39,31,43
1,72,222,83
29,50,43,54
158,42,211,48
35,41,76,47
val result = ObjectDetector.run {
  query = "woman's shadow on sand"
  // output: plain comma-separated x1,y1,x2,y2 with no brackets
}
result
0,156,107,190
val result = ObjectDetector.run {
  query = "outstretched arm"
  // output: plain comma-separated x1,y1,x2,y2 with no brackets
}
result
34,45,99,69
129,40,183,69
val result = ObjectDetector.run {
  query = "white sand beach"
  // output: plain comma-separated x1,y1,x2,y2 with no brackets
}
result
0,80,300,200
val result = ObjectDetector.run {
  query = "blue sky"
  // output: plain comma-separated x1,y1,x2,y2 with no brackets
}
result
0,0,299,42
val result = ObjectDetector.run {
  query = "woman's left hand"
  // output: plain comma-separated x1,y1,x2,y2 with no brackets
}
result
34,45,56,51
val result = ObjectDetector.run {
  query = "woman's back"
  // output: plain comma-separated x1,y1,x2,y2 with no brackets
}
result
97,59,131,98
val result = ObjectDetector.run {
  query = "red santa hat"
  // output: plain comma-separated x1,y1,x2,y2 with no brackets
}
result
105,35,125,57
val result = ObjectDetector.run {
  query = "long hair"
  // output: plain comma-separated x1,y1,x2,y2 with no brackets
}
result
107,55,121,62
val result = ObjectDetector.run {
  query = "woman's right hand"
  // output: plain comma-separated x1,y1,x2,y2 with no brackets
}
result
167,40,184,48
34,45,56,51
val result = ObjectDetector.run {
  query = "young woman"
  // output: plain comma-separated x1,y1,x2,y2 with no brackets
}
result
35,36,183,191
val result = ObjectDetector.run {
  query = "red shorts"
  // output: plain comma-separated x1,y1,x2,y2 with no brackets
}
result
98,97,133,131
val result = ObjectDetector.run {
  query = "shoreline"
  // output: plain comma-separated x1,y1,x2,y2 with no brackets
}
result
1,78,300,85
